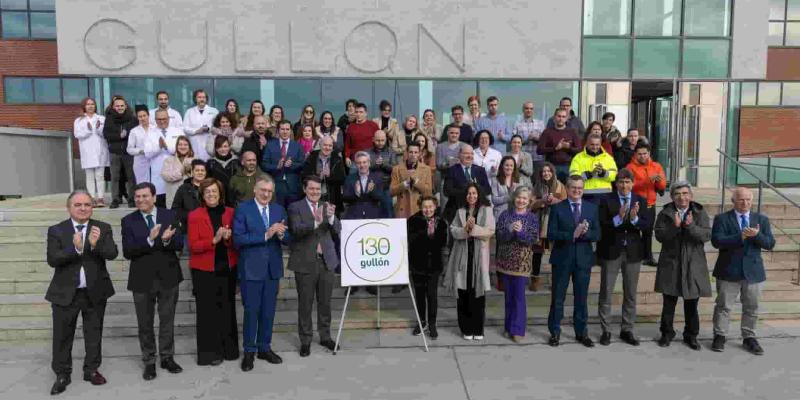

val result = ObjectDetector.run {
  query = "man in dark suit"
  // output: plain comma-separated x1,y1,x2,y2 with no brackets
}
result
546,175,601,348
596,168,650,347
711,187,775,355
46,190,118,395
288,176,341,357
121,182,184,381
302,136,347,215
262,119,304,208
233,176,291,371
442,144,491,223
342,151,385,220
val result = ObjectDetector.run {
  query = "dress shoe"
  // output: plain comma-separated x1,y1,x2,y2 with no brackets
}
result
657,332,676,347
83,370,107,385
257,350,283,364
473,335,484,341
599,332,612,346
50,375,70,395
160,357,183,373
548,334,560,347
743,338,764,355
412,323,428,336
142,364,156,381
320,339,338,351
109,199,120,209
299,344,310,357
576,335,595,348
711,335,726,352
620,331,640,346
428,325,438,339
241,353,255,371
210,359,224,366
642,258,658,267
683,336,701,351
529,275,542,291
462,334,474,341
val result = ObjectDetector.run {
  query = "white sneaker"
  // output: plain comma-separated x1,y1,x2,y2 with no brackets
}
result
463,335,474,341
473,335,484,341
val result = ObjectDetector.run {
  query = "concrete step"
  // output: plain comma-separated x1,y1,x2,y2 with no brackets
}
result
4,299,800,341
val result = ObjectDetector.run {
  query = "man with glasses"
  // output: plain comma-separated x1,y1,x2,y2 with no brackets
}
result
441,105,475,145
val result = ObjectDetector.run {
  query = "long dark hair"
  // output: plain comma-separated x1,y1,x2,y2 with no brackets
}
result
533,161,558,197
213,111,239,129
463,182,491,209
497,155,520,183
245,100,265,131
318,111,336,134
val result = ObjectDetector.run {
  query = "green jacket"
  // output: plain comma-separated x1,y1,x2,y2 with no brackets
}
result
228,168,270,207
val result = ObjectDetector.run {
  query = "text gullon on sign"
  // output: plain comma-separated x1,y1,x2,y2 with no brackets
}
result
357,237,391,268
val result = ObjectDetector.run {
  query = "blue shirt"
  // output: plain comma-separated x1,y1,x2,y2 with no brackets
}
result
474,114,510,153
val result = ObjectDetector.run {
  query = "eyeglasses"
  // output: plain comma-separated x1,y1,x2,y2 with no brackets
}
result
304,110,313,114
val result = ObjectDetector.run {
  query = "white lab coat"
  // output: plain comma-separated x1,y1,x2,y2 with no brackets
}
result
149,107,183,128
73,114,110,169
127,125,181,194
183,105,219,161
473,146,503,176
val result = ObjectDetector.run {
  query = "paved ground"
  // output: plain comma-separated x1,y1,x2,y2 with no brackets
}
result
2,322,799,399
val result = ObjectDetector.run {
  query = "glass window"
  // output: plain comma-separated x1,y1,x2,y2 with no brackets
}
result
28,0,55,10
0,0,27,10
783,82,800,105
153,78,212,114
274,79,321,123
3,77,33,103
62,78,89,104
758,82,782,105
213,79,262,112
787,22,800,46
633,38,680,78
108,78,151,111
374,80,419,120
1,11,28,38
431,80,477,126
769,22,786,46
634,0,681,36
477,81,576,124
681,39,729,78
583,0,630,35
29,11,55,38
790,0,800,19
582,38,631,78
320,79,372,119
770,0,787,19
740,82,757,106
33,78,60,103
684,0,731,37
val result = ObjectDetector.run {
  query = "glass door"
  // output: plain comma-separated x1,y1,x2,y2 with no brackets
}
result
676,82,727,188
581,81,631,135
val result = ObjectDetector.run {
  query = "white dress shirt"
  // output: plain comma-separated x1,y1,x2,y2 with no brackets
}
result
149,107,183,128
307,198,335,228
71,219,88,289
183,105,219,161
613,194,639,226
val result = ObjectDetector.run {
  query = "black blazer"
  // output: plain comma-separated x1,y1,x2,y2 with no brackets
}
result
443,163,491,222
342,172,385,219
407,212,448,276
302,150,347,212
597,192,650,262
121,208,184,292
46,219,118,306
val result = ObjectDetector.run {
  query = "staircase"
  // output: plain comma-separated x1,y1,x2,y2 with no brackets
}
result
0,196,799,342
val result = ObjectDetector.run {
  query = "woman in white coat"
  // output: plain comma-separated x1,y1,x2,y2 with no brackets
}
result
127,105,178,207
74,97,109,207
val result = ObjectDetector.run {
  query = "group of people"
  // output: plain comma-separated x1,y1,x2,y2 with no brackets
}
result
47,91,776,395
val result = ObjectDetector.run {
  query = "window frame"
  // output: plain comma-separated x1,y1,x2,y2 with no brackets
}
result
2,76,90,105
0,0,55,40
769,0,800,46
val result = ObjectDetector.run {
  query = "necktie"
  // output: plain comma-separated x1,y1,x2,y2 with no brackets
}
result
312,202,323,254
464,167,472,182
145,214,154,230
161,129,167,137
198,108,204,115
261,206,269,228
622,197,629,219
571,202,581,224
281,141,288,158
741,214,748,231
76,224,85,233
322,158,330,177
427,218,435,236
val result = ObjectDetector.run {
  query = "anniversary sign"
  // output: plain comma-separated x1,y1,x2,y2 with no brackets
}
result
340,219,408,287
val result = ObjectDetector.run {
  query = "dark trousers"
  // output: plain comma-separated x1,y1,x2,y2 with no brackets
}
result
531,252,543,276
412,273,439,326
192,269,239,365
132,279,179,365
457,289,485,336
51,289,106,376
274,180,300,209
660,294,700,339
295,258,335,346
110,153,134,202
548,262,591,337
642,205,656,260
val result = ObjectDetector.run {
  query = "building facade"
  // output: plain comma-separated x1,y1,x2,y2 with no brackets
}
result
1,0,799,190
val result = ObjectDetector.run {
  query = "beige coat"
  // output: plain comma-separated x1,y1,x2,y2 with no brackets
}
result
444,206,495,298
389,162,433,218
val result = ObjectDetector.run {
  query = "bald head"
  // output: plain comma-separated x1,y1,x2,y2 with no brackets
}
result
732,187,753,213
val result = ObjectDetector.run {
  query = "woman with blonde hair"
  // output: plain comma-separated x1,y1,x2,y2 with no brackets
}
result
161,135,195,207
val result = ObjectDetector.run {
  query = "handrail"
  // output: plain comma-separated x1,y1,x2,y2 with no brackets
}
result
737,162,800,173
718,149,800,209
738,147,800,157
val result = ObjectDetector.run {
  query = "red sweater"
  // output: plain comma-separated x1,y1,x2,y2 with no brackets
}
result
188,207,238,272
345,120,380,160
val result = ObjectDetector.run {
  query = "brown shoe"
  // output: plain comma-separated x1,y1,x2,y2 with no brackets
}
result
529,276,542,291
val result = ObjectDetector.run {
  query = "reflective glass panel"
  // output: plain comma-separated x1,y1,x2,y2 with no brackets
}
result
684,0,731,37
30,12,55,38
3,77,33,103
33,78,60,103
582,38,631,78
274,79,321,123
583,0,631,35
758,82,782,105
62,78,89,104
681,39,730,78
633,38,680,78
1,11,28,38
634,0,681,36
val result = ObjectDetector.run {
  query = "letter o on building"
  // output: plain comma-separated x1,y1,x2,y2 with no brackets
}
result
343,21,398,73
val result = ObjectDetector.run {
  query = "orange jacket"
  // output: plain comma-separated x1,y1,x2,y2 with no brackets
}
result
626,159,666,206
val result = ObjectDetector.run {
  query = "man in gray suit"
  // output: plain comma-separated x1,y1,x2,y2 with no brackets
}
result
288,175,341,357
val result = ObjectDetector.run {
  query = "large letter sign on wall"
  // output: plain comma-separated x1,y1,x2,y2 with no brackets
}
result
341,219,408,287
